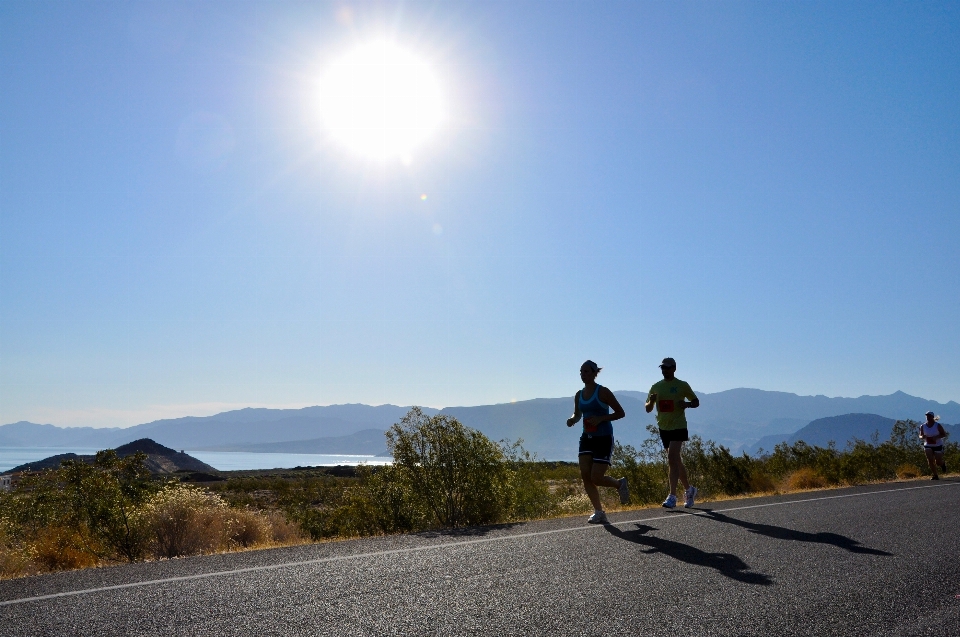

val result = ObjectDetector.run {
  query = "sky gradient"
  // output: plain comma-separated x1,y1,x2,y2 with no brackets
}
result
2,1,958,428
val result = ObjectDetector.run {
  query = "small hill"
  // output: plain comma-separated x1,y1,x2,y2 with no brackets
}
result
3,439,218,475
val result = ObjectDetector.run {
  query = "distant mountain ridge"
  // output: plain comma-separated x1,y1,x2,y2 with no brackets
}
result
0,404,438,451
2,390,957,461
744,414,958,456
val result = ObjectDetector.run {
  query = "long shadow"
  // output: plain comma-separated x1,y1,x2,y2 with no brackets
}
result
692,509,893,556
604,523,772,585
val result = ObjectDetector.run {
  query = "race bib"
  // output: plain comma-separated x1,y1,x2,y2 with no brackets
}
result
658,399,675,413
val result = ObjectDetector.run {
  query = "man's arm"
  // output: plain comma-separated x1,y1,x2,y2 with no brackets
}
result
645,389,657,413
681,385,699,410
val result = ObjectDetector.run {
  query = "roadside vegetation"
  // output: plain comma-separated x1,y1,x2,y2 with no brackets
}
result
1,410,953,579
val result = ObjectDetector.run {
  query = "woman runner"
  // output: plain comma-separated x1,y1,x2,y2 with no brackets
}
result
566,360,630,524
919,411,948,480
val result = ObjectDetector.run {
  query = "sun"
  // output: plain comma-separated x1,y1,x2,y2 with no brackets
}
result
319,40,446,161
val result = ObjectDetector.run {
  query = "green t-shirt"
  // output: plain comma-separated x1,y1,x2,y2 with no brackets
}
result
648,378,697,431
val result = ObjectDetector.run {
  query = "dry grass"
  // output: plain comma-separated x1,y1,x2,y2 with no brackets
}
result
895,464,922,479
783,468,827,490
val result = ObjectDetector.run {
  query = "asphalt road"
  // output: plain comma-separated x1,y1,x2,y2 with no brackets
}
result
2,479,958,636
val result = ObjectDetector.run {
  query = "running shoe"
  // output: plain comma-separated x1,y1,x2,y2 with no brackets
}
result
932,475,940,481
661,494,677,508
684,486,698,508
587,511,608,524
618,477,630,505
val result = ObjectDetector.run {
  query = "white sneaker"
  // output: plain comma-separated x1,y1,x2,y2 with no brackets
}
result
661,494,677,508
684,486,698,508
587,511,608,524
618,477,630,505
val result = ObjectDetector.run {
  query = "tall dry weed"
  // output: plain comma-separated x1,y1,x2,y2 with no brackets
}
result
783,468,826,491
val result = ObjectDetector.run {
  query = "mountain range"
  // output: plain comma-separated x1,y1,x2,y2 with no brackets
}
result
1,389,957,461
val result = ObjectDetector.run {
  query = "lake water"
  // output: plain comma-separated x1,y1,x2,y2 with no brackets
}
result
0,447,391,473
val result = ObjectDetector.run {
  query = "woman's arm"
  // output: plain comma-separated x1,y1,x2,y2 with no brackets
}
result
586,387,625,426
566,392,582,427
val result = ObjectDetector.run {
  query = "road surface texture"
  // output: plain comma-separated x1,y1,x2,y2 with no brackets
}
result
2,479,958,636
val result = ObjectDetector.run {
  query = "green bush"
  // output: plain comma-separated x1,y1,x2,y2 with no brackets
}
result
386,407,511,528
9,451,159,563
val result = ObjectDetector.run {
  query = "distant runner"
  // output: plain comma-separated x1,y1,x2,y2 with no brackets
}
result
646,357,699,508
566,360,629,524
919,411,948,480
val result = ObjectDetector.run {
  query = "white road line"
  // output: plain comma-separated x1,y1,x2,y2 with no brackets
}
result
1,481,956,607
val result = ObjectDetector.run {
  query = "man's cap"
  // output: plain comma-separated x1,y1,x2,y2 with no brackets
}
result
925,411,936,417
582,360,600,372
659,357,677,368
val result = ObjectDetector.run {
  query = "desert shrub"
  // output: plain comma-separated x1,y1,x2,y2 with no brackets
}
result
354,464,429,535
0,511,35,579
499,440,564,521
386,408,511,528
612,430,668,506
142,485,234,558
274,473,378,540
784,467,826,490
228,508,271,548
31,526,98,571
896,464,921,479
747,470,777,493
261,510,307,544
4,451,158,564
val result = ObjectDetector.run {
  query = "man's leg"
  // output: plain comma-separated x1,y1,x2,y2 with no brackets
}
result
579,454,603,511
668,440,690,496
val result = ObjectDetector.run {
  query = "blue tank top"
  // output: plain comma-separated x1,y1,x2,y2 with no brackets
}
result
579,385,612,436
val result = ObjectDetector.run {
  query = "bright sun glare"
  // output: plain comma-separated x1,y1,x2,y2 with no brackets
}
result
320,41,445,161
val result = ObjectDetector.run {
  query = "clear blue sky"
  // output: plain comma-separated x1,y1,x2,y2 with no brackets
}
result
2,1,958,428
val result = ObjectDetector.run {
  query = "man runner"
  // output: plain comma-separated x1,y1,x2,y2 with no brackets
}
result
646,357,699,508
567,360,629,524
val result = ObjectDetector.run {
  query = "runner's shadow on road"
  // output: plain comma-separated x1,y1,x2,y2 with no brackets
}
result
691,509,893,556
604,523,772,585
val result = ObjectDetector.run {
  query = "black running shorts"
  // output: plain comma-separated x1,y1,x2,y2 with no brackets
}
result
659,428,689,450
579,434,614,464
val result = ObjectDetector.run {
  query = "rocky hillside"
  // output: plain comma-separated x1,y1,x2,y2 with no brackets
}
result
3,438,217,475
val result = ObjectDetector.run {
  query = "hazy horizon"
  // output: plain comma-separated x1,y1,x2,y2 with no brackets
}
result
5,386,958,430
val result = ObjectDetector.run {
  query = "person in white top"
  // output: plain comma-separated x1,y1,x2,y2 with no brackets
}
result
919,411,948,480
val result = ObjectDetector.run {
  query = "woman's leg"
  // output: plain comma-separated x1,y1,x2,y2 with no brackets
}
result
579,454,603,511
590,461,621,489
935,450,946,472
925,448,939,477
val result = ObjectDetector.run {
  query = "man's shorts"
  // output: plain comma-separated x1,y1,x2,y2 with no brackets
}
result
659,428,689,450
925,444,944,453
579,434,614,464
